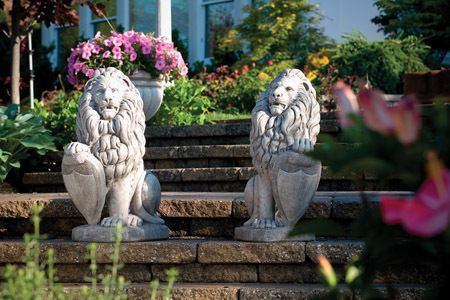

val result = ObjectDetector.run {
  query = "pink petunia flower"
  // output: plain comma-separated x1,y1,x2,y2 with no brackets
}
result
104,39,112,47
130,51,137,62
84,68,95,78
102,51,111,58
142,45,151,55
155,59,165,71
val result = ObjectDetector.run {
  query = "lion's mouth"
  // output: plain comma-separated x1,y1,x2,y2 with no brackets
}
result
270,102,286,110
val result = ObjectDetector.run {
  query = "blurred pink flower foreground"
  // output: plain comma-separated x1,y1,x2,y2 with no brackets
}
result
333,82,421,145
380,154,450,238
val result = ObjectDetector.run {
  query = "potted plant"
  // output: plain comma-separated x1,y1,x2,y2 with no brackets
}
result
67,30,188,120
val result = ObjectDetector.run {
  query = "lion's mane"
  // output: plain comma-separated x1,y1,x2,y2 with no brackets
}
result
250,69,321,173
76,67,146,185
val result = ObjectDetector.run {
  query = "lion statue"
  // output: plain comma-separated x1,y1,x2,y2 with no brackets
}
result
243,69,321,230
62,67,164,228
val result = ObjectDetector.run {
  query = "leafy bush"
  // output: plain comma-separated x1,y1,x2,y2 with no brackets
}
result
150,78,214,126
33,90,80,149
331,33,430,94
0,105,56,182
217,0,331,68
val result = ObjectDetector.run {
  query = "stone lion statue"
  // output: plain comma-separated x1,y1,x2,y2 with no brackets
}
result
243,69,321,230
62,67,164,228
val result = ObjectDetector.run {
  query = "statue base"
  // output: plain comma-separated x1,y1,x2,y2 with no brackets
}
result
234,226,315,242
72,223,169,242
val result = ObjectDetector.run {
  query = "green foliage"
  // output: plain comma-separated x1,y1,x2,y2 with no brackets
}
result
331,33,430,94
0,104,57,182
150,78,213,126
296,103,450,299
218,0,331,67
33,90,80,149
0,205,178,300
372,0,450,55
0,205,65,300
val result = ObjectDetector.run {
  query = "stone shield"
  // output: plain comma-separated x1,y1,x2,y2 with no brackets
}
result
62,152,107,225
271,152,321,226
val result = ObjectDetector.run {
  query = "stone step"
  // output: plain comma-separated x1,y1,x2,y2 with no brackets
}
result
0,239,434,287
0,191,412,238
59,282,426,300
145,118,340,147
21,167,407,193
60,282,425,300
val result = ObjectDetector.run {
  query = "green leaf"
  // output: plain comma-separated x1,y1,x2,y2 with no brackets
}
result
5,104,19,119
9,160,20,168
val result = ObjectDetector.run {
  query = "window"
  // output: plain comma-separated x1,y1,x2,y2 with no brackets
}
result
130,0,189,50
56,26,79,68
92,0,117,35
204,0,234,57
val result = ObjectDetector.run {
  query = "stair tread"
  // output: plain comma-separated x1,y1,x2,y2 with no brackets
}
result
0,238,364,264
0,191,412,219
60,282,425,300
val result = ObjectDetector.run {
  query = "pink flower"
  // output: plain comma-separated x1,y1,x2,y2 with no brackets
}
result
155,59,165,71
92,44,101,54
333,81,359,128
73,61,83,72
84,68,95,78
380,155,450,238
112,46,122,60
81,49,91,60
102,51,111,58
252,62,256,67
391,96,421,145
94,31,102,40
358,88,394,135
180,66,188,77
130,51,137,62
242,65,249,74
111,36,123,47
142,45,151,55
268,60,273,66
104,39,112,47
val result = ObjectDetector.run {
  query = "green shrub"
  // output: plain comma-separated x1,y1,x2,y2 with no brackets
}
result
150,79,214,126
33,90,80,149
331,33,430,94
0,105,57,182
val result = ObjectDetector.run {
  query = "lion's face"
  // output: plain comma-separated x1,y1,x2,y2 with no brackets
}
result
91,76,127,120
268,75,302,116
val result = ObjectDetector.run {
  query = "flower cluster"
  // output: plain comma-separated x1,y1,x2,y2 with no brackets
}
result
334,82,449,238
67,31,188,86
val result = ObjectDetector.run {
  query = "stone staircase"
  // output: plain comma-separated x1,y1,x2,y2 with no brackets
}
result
0,118,430,299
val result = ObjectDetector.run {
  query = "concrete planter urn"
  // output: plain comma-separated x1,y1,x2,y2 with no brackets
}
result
129,70,164,121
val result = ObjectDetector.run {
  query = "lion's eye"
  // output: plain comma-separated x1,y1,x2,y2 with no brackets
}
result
286,86,293,91
96,89,105,95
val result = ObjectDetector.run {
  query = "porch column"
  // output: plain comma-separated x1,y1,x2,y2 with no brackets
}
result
156,0,172,41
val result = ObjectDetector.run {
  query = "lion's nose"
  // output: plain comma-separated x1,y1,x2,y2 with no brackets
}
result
273,90,283,98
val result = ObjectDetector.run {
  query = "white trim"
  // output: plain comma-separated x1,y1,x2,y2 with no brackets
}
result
157,0,172,41
189,0,205,64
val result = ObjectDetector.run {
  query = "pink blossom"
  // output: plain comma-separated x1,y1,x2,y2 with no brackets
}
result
268,60,273,66
130,51,137,62
81,49,91,60
102,51,111,58
104,39,112,47
84,68,95,78
358,88,395,135
333,81,359,128
180,66,188,77
142,45,151,55
92,44,101,54
155,59,165,71
73,61,83,72
380,156,450,238
111,36,123,47
391,96,421,145
94,31,102,40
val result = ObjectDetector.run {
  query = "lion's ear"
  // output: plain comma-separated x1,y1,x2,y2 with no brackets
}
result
303,82,309,91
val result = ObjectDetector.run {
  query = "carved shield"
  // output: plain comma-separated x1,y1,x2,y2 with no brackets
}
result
273,163,321,226
62,153,107,225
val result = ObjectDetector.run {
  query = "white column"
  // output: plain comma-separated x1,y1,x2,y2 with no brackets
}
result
156,0,172,41
117,0,130,31
189,0,204,64
79,5,93,38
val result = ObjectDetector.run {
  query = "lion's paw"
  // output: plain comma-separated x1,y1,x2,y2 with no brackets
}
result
65,142,90,156
294,138,314,153
254,218,277,229
127,214,143,227
100,216,125,227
